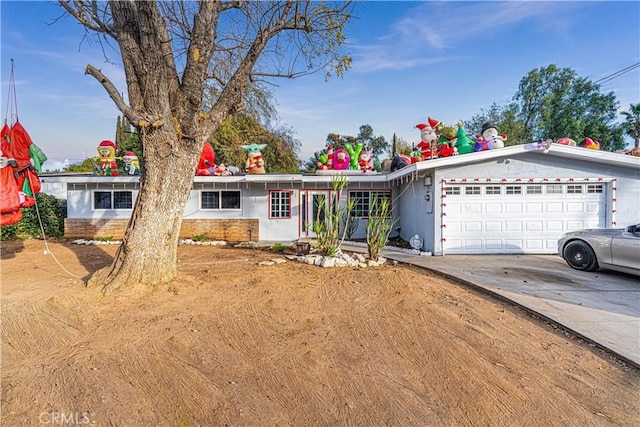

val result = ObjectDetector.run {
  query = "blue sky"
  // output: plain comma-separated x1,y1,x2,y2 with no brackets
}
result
2,1,639,171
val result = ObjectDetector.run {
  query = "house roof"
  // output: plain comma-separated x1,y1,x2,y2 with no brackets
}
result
387,143,640,181
40,143,638,186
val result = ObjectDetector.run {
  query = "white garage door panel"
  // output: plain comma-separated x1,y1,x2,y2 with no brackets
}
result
526,221,543,231
546,202,563,213
465,222,482,232
485,221,502,232
444,182,606,254
506,203,523,213
465,203,482,214
526,202,544,213
486,203,502,213
546,221,563,231
486,239,503,249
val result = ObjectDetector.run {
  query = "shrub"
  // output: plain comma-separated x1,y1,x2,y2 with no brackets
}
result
0,193,67,240
366,196,397,261
312,175,354,257
269,242,288,252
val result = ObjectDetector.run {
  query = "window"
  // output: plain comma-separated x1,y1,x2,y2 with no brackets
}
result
349,191,392,218
444,186,461,195
587,184,604,194
269,191,291,218
465,186,481,195
221,191,240,209
547,185,563,194
93,191,133,210
567,185,583,194
526,185,542,195
202,191,219,209
506,185,522,195
201,190,241,209
485,186,501,195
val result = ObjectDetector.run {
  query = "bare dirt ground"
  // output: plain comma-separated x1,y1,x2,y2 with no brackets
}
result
1,240,639,426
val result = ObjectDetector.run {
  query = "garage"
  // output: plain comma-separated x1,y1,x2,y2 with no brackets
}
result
441,178,610,254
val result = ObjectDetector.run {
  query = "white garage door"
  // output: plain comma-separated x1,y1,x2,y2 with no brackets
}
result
442,180,607,254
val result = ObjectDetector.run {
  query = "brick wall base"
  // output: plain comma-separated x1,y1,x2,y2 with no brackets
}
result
64,218,259,242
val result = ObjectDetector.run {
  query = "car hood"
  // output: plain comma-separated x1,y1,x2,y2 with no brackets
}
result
563,228,624,238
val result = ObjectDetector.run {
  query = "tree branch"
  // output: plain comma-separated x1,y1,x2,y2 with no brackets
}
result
85,64,164,129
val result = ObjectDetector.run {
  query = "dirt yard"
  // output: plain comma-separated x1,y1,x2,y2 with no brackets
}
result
1,240,639,426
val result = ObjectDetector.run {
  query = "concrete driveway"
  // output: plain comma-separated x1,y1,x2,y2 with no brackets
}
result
358,247,640,367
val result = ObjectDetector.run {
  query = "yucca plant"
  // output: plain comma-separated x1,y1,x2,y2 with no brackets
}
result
366,195,396,261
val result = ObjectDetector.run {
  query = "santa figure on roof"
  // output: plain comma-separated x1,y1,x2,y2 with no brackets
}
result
415,116,440,160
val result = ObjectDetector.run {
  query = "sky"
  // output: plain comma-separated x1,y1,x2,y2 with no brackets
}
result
1,1,639,171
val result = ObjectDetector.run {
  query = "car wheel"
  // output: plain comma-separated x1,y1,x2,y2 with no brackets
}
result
563,240,599,272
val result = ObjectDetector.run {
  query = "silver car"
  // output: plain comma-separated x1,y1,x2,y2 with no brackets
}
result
558,224,640,276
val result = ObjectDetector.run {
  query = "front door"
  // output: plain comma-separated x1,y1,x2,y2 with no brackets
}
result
300,190,330,238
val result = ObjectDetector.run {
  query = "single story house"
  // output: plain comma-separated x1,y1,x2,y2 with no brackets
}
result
40,143,639,255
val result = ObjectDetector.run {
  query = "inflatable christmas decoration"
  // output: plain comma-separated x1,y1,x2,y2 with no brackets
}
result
332,147,350,170
390,154,409,171
415,117,440,159
583,137,600,150
481,122,507,149
241,143,267,174
474,135,489,152
197,141,239,175
345,142,364,170
1,60,48,226
434,122,458,157
317,146,334,170
358,146,374,171
454,122,475,155
122,151,140,175
94,140,119,176
556,137,577,146
196,141,217,175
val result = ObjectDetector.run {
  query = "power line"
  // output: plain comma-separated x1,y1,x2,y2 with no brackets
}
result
593,62,640,85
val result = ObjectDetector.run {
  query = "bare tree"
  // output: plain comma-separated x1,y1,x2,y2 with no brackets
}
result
59,0,353,294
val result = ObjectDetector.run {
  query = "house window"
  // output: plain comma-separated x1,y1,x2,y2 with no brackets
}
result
465,186,481,195
526,185,542,195
485,186,501,195
444,186,461,196
567,185,582,194
201,190,241,209
349,190,392,218
93,191,133,210
269,190,291,218
506,185,522,195
547,185,563,194
587,184,604,194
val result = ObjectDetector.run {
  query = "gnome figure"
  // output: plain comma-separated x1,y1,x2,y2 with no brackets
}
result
481,122,507,149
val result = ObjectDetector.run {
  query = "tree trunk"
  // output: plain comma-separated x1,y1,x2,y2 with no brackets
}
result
89,127,200,295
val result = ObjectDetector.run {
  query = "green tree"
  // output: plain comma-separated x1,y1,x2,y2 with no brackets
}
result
355,124,388,158
64,158,99,173
466,102,527,145
210,112,300,173
61,0,354,294
621,103,640,149
513,64,624,150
